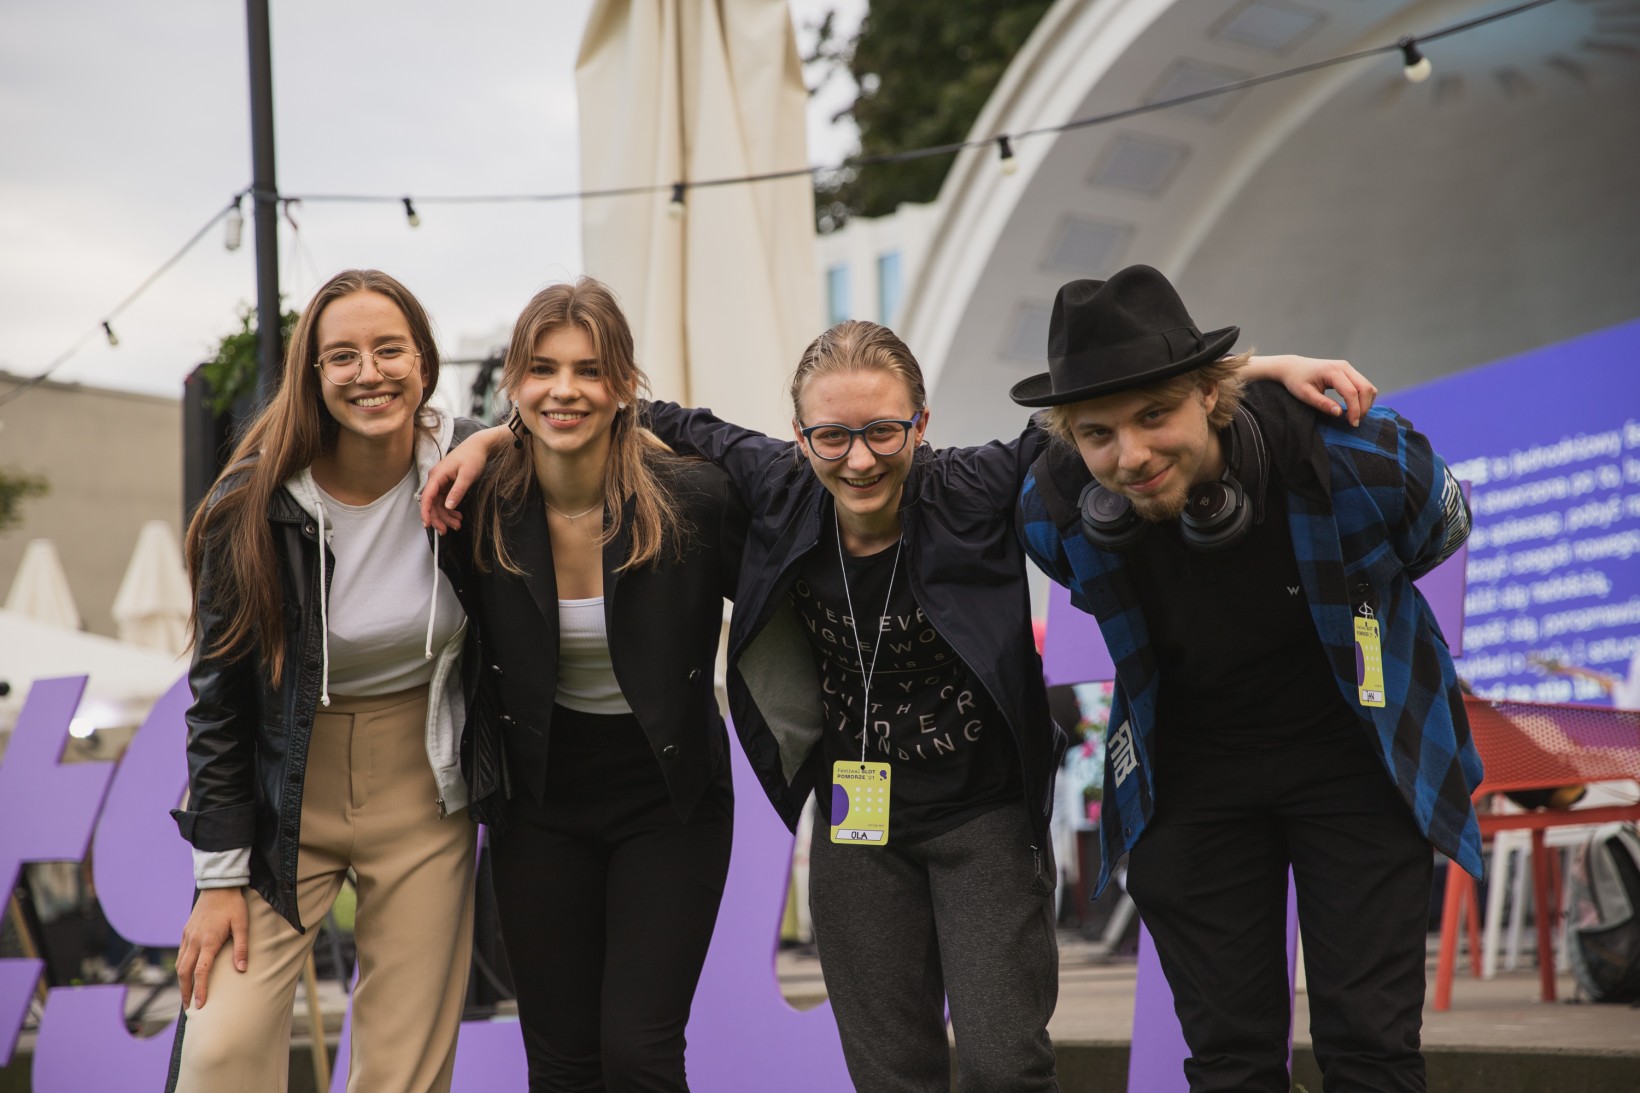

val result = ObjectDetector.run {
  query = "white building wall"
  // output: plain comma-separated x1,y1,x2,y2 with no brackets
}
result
814,202,941,333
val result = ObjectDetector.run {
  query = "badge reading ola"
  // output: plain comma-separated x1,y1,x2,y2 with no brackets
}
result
830,761,892,846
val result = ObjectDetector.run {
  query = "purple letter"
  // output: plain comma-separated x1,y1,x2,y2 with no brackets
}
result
0,677,116,1065
30,674,194,1090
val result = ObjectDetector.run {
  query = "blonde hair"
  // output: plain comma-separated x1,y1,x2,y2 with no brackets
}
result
790,320,927,422
469,277,685,575
184,269,440,685
1037,351,1250,447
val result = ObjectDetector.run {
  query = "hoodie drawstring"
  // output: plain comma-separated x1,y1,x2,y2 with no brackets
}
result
425,530,439,660
315,498,332,707
301,420,445,706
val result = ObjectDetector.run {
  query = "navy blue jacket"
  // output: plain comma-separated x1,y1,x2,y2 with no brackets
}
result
644,401,1068,846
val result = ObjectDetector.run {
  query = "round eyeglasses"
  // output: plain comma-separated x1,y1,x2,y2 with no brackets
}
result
314,343,420,386
799,412,923,461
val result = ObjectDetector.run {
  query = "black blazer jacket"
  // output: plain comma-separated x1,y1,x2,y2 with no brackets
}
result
451,457,747,824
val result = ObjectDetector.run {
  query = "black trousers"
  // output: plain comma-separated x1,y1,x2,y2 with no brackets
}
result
1124,728,1432,1093
491,706,733,1093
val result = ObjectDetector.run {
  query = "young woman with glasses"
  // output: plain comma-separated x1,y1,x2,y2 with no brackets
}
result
170,269,486,1091
436,278,745,1092
422,319,1372,1091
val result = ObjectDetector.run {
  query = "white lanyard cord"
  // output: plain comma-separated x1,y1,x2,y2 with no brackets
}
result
835,510,902,765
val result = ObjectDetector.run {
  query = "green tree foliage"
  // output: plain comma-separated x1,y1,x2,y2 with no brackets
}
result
809,0,1053,230
202,304,299,415
0,468,48,534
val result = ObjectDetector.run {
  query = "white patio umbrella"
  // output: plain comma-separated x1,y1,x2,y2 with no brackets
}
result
576,0,818,438
0,609,183,735
111,520,191,655
4,538,82,630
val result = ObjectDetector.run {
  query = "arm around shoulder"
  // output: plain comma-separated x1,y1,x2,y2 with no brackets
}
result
929,418,1052,518
643,400,795,506
1342,407,1470,580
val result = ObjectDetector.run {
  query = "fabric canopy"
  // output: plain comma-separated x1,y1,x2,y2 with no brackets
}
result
4,538,82,630
112,520,191,655
576,0,817,438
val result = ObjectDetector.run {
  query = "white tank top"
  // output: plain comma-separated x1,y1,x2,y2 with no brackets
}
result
555,597,632,715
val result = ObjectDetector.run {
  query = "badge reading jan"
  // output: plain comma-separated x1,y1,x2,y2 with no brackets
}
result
1354,614,1387,707
831,761,892,846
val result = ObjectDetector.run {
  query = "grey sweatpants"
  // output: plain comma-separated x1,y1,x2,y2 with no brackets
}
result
808,804,1059,1093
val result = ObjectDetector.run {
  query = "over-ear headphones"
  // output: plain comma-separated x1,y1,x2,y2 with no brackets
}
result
1077,480,1145,550
1077,404,1267,553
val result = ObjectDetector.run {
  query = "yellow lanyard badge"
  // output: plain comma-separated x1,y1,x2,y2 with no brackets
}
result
831,761,892,845
830,510,900,847
1354,604,1386,708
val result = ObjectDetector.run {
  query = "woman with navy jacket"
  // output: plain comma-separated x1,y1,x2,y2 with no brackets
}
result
426,320,1366,1092
440,278,745,1093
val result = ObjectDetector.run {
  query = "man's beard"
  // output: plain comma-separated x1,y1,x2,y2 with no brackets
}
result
1129,485,1189,523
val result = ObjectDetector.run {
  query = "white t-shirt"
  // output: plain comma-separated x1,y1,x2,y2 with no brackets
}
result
316,469,463,695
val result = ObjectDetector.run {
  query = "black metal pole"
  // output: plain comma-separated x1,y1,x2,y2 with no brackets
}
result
246,0,281,405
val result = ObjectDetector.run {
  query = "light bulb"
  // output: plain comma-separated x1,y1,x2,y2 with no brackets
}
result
1400,37,1432,84
997,135,1018,176
224,200,244,251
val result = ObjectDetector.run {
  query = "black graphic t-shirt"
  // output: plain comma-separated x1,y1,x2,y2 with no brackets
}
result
1125,461,1357,754
791,519,1020,843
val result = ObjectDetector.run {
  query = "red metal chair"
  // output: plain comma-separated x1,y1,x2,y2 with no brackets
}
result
1433,696,1640,1010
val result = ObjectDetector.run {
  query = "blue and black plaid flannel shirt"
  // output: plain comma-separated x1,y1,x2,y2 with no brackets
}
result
1019,383,1483,895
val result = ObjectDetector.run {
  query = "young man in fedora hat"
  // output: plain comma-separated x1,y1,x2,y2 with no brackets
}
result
1014,265,1481,1093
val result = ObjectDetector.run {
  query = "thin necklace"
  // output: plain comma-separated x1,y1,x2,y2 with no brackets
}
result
543,497,603,521
836,509,902,764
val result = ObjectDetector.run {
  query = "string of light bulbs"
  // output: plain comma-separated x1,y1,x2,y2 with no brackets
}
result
0,193,249,409
301,0,1556,221
0,0,1562,407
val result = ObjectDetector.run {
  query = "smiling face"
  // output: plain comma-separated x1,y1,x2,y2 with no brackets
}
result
794,368,928,537
1065,381,1225,522
512,323,617,462
313,290,427,446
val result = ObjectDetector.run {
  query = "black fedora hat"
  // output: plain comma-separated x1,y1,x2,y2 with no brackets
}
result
1009,265,1238,407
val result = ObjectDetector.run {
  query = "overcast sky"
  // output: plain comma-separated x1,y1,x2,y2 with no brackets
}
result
0,0,864,403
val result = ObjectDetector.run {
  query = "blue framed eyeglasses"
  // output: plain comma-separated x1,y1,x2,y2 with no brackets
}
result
798,412,924,461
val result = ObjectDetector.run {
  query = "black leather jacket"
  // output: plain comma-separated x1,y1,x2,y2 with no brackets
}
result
171,418,487,931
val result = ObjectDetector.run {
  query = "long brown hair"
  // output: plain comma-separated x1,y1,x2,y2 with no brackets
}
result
469,277,685,575
183,269,441,685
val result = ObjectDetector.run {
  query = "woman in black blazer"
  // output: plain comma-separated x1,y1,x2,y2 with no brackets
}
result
445,278,745,1093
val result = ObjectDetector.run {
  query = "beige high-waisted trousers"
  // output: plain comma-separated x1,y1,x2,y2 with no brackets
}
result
174,684,477,1093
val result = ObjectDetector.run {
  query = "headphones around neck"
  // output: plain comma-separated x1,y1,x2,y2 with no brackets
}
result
1077,403,1268,553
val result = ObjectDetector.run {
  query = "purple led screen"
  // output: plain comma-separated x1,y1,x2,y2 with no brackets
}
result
1390,318,1640,704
